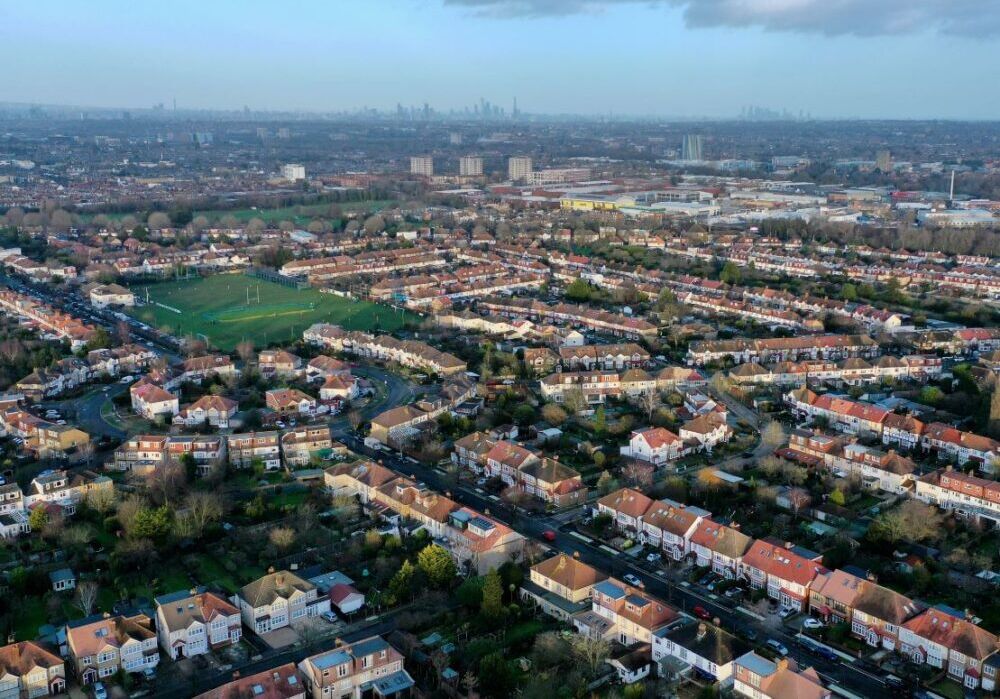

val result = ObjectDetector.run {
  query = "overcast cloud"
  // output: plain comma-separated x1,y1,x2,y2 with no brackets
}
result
443,0,1000,37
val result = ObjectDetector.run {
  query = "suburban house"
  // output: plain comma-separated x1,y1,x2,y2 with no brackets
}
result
596,487,654,535
739,539,826,612
0,640,66,698
915,466,1000,527
620,427,684,466
66,613,159,684
732,653,830,699
899,606,1000,690
280,425,335,467
521,554,608,621
441,507,526,574
86,283,135,308
173,395,238,428
154,589,241,660
639,500,707,560
258,350,303,377
574,577,678,646
227,431,281,470
236,571,331,634
193,662,305,699
653,621,750,686
130,380,179,421
265,388,318,417
180,355,239,384
297,636,414,699
451,431,495,472
688,520,753,579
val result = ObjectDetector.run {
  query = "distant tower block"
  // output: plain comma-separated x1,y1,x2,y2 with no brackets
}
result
459,156,483,177
410,156,434,176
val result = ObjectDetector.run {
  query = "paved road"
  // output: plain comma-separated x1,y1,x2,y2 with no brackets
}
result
340,434,892,699
37,384,128,440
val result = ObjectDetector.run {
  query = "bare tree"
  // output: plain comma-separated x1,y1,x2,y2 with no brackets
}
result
77,580,100,615
116,320,131,345
146,460,187,507
236,340,255,366
85,485,117,514
462,671,479,698
269,526,296,550
347,409,363,431
184,491,224,533
570,634,610,678
562,387,586,415
147,212,172,231
761,420,786,450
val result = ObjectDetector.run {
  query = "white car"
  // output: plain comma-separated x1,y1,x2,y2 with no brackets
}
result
623,573,643,587
646,553,662,563
803,618,824,630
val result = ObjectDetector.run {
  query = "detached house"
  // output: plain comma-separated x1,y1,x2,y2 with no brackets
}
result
258,350,303,377
237,571,330,634
181,355,238,384
130,380,179,421
620,427,684,466
154,589,241,660
266,388,318,417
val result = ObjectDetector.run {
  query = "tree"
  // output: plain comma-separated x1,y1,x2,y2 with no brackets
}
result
540,403,567,426
147,211,171,231
183,491,224,533
512,404,536,426
388,559,416,603
28,507,48,532
639,389,660,421
131,506,173,540
565,278,592,302
236,340,255,366
840,283,858,301
989,384,1000,438
461,672,479,698
481,568,504,620
719,261,741,285
829,489,846,506
417,544,457,588
562,387,586,415
269,527,296,550
571,634,610,678
761,420,785,450
77,580,100,615
477,652,513,698
596,471,616,495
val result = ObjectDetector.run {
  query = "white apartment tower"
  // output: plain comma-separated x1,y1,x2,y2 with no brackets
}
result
410,156,434,176
281,163,306,181
508,156,533,181
459,156,484,177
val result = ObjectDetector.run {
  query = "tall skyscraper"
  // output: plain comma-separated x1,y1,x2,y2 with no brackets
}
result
508,156,533,181
410,156,434,176
459,156,483,177
681,135,704,161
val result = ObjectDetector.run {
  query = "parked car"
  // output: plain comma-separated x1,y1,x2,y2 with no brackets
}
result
693,605,712,620
623,573,643,587
803,617,824,630
646,552,662,563
320,611,338,623
779,607,797,619
542,530,557,542
766,639,789,656
93,683,108,699
724,586,744,599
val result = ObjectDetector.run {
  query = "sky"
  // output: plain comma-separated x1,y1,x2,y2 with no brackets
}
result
3,0,1000,119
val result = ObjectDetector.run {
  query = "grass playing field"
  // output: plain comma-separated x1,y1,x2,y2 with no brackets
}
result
126,274,415,351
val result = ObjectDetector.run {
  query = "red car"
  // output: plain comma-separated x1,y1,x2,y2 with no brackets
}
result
542,530,557,542
693,606,711,620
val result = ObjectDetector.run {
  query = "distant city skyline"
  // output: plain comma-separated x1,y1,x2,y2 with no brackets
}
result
3,0,1000,120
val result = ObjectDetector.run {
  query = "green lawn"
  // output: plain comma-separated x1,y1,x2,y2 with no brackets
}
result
126,274,415,350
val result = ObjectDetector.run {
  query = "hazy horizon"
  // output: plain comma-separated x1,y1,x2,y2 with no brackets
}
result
4,0,1000,120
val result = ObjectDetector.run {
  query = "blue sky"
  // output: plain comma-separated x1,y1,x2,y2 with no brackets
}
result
2,0,999,118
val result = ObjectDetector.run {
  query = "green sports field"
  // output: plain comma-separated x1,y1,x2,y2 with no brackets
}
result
126,275,415,350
